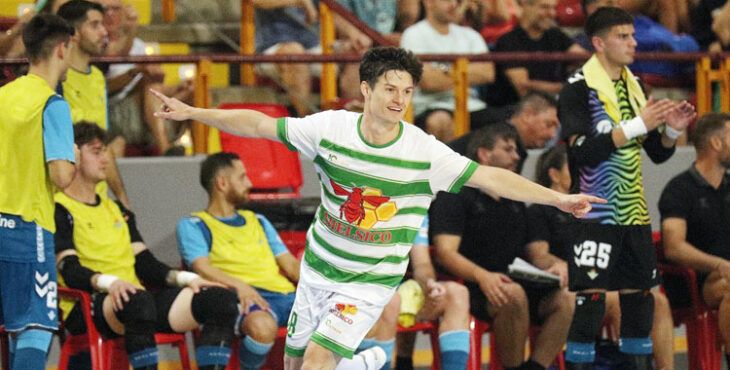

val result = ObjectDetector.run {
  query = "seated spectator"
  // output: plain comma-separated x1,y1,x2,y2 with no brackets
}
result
432,123,574,370
659,112,730,367
487,0,586,108
394,216,471,370
623,0,691,34
98,0,193,155
401,0,495,142
449,90,559,173
527,146,675,370
177,152,391,370
691,0,730,51
54,123,239,370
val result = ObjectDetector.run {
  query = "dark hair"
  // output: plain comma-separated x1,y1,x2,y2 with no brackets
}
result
73,121,107,146
585,6,633,38
22,14,75,64
359,47,423,87
200,152,241,195
534,145,568,187
514,90,558,116
466,122,520,162
57,0,104,27
691,112,730,152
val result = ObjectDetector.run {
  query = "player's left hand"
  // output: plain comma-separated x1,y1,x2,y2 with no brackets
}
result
186,277,226,293
426,279,446,301
556,193,607,218
665,100,696,132
545,260,568,288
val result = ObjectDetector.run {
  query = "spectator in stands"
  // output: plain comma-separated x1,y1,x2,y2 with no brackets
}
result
487,0,586,108
659,112,730,367
449,90,560,174
528,146,675,370
623,0,691,34
252,0,319,118
55,123,239,370
432,123,574,370
58,0,131,209
691,0,730,51
394,216,471,370
400,0,495,142
97,0,192,155
177,152,398,370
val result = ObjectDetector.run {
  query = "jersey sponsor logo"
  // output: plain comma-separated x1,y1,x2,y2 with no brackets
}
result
330,180,398,230
0,214,16,229
324,212,393,244
329,303,357,325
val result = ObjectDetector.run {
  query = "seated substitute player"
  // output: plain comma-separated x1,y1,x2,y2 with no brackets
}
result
394,216,471,370
151,46,604,370
659,112,730,367
55,122,239,370
526,146,675,370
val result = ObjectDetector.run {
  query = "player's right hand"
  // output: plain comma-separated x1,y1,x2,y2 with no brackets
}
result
476,270,513,308
151,89,193,121
640,97,675,131
108,280,139,311
236,283,270,314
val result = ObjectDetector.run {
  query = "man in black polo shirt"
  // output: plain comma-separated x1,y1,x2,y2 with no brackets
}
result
659,112,730,366
431,122,574,370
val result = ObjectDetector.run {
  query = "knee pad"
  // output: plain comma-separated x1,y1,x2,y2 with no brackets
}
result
619,291,654,356
115,290,157,332
192,287,238,347
567,292,606,344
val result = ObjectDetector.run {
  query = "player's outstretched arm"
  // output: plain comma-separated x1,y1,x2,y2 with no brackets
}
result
465,165,606,218
150,89,279,140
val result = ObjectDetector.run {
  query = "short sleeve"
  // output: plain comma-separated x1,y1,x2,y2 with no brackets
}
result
551,28,575,51
428,139,478,194
256,214,289,256
413,216,429,246
43,96,75,163
526,204,551,243
176,217,211,266
658,177,690,221
276,111,329,159
429,191,467,238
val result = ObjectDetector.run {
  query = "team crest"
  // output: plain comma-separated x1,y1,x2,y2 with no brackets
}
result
330,180,397,229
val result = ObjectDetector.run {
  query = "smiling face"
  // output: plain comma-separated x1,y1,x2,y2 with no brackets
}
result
523,0,558,34
361,69,414,126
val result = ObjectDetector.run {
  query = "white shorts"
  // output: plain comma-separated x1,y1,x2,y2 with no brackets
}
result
255,44,324,78
284,282,386,359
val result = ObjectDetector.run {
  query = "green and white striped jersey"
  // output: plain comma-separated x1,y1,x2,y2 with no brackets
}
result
277,110,478,305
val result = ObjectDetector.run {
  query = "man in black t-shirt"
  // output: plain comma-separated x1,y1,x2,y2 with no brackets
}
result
659,112,730,366
431,122,574,370
486,0,587,107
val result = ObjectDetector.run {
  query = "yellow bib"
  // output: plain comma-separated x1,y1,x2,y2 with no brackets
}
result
194,210,295,294
0,74,59,232
63,66,108,130
56,192,141,318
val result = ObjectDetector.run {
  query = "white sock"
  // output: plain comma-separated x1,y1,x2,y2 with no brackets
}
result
335,346,386,370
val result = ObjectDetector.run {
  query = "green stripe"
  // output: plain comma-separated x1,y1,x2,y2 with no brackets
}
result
312,229,409,265
314,156,432,197
320,139,430,170
276,117,297,152
311,332,355,358
304,249,405,288
447,161,479,193
284,345,305,357
317,207,419,245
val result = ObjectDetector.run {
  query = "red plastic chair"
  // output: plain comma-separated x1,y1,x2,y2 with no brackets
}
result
397,320,442,370
653,231,722,370
218,103,303,200
57,287,191,370
556,0,584,27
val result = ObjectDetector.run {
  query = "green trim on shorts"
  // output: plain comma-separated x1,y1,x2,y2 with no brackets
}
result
284,344,306,357
311,332,355,359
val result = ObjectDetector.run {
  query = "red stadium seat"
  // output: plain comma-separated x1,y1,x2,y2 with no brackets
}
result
556,0,585,27
57,287,191,370
218,103,303,200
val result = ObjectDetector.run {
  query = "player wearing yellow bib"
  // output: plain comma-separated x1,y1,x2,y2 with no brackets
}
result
55,123,239,370
0,14,76,370
57,0,130,209
152,47,606,370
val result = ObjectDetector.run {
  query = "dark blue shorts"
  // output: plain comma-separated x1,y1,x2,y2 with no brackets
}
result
258,289,296,327
0,214,58,332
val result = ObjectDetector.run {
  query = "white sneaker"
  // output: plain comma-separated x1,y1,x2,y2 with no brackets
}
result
359,346,387,370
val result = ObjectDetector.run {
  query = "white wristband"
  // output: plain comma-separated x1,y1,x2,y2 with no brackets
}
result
664,124,684,140
621,116,648,140
95,274,119,290
175,271,199,287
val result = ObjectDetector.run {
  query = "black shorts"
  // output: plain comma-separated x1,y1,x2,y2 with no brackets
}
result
568,223,658,291
64,288,183,337
468,283,559,325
